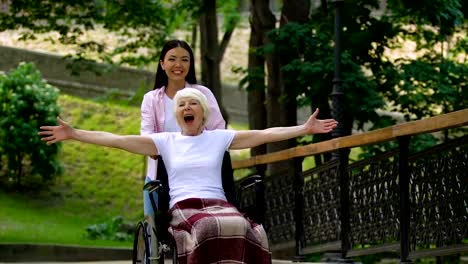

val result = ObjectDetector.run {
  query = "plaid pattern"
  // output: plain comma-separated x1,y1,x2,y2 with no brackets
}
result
168,198,271,264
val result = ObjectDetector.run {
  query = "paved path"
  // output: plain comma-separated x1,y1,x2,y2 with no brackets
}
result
0,244,322,264
0,262,130,264
0,260,320,264
0,262,132,264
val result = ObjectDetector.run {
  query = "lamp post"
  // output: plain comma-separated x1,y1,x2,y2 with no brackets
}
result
330,0,353,263
331,0,345,141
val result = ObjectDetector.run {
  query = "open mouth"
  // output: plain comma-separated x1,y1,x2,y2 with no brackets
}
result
184,115,194,123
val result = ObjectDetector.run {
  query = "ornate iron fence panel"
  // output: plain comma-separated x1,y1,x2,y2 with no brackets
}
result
408,136,468,252
262,173,296,245
302,160,341,248
236,171,298,247
347,150,401,248
235,135,468,259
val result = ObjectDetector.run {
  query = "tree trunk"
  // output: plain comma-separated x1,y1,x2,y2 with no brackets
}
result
247,0,275,158
312,0,332,165
320,0,328,16
14,153,23,188
191,22,198,51
266,0,310,175
312,101,333,165
199,0,222,103
199,0,238,125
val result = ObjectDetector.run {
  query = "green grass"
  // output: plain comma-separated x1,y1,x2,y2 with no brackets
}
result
52,95,144,221
0,191,129,247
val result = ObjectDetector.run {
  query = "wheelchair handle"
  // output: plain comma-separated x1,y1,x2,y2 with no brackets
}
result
143,180,163,194
238,174,263,190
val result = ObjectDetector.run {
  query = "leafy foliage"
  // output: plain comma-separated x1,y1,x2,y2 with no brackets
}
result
380,56,467,120
240,0,466,157
171,0,241,32
366,0,467,155
0,62,62,189
0,0,170,66
387,0,464,36
0,0,242,67
85,216,134,242
260,0,396,129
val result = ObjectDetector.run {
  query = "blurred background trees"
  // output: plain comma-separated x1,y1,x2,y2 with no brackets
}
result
241,0,466,164
0,0,465,248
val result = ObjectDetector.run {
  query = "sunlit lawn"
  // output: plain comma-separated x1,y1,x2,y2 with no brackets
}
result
0,191,131,247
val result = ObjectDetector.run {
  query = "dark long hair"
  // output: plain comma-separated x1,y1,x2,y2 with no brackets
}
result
153,40,197,90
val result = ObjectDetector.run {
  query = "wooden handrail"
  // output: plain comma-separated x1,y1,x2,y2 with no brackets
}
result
232,108,468,169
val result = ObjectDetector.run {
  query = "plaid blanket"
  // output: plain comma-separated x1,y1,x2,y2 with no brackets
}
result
168,198,271,264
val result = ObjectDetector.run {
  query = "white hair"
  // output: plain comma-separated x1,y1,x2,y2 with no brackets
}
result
173,88,210,127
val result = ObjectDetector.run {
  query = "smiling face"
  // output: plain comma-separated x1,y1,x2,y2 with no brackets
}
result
160,47,190,84
176,97,205,136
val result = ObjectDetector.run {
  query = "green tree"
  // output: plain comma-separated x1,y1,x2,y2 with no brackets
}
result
366,0,468,154
381,0,467,120
242,0,466,161
241,0,392,163
0,0,170,66
0,0,242,122
0,62,62,189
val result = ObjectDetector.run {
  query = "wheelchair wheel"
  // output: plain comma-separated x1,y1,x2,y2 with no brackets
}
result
146,216,165,264
133,218,165,264
132,221,149,264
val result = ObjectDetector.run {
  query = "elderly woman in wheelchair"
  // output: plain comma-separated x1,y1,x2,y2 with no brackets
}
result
39,88,337,264
138,151,266,264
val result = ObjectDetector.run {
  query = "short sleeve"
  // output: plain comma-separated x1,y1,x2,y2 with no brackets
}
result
216,129,236,151
149,132,170,157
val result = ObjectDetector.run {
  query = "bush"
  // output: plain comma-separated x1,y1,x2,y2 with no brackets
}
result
85,216,134,241
0,62,62,189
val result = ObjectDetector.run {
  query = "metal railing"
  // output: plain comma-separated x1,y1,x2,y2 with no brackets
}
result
233,109,468,262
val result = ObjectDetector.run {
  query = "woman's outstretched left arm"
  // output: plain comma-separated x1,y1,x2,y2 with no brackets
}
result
230,108,337,150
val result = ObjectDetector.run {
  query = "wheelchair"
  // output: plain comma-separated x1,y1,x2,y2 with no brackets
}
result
132,152,266,264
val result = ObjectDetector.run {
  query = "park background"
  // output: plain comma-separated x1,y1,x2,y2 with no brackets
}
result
0,0,466,263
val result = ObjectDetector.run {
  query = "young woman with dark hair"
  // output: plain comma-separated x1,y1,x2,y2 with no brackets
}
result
141,40,225,217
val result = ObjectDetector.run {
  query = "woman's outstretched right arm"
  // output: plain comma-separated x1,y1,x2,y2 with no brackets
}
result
38,117,158,156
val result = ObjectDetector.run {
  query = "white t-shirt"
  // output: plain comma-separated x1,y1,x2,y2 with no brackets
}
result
150,129,236,208
163,93,180,132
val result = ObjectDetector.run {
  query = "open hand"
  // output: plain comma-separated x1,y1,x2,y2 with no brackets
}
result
304,109,338,134
38,117,74,145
